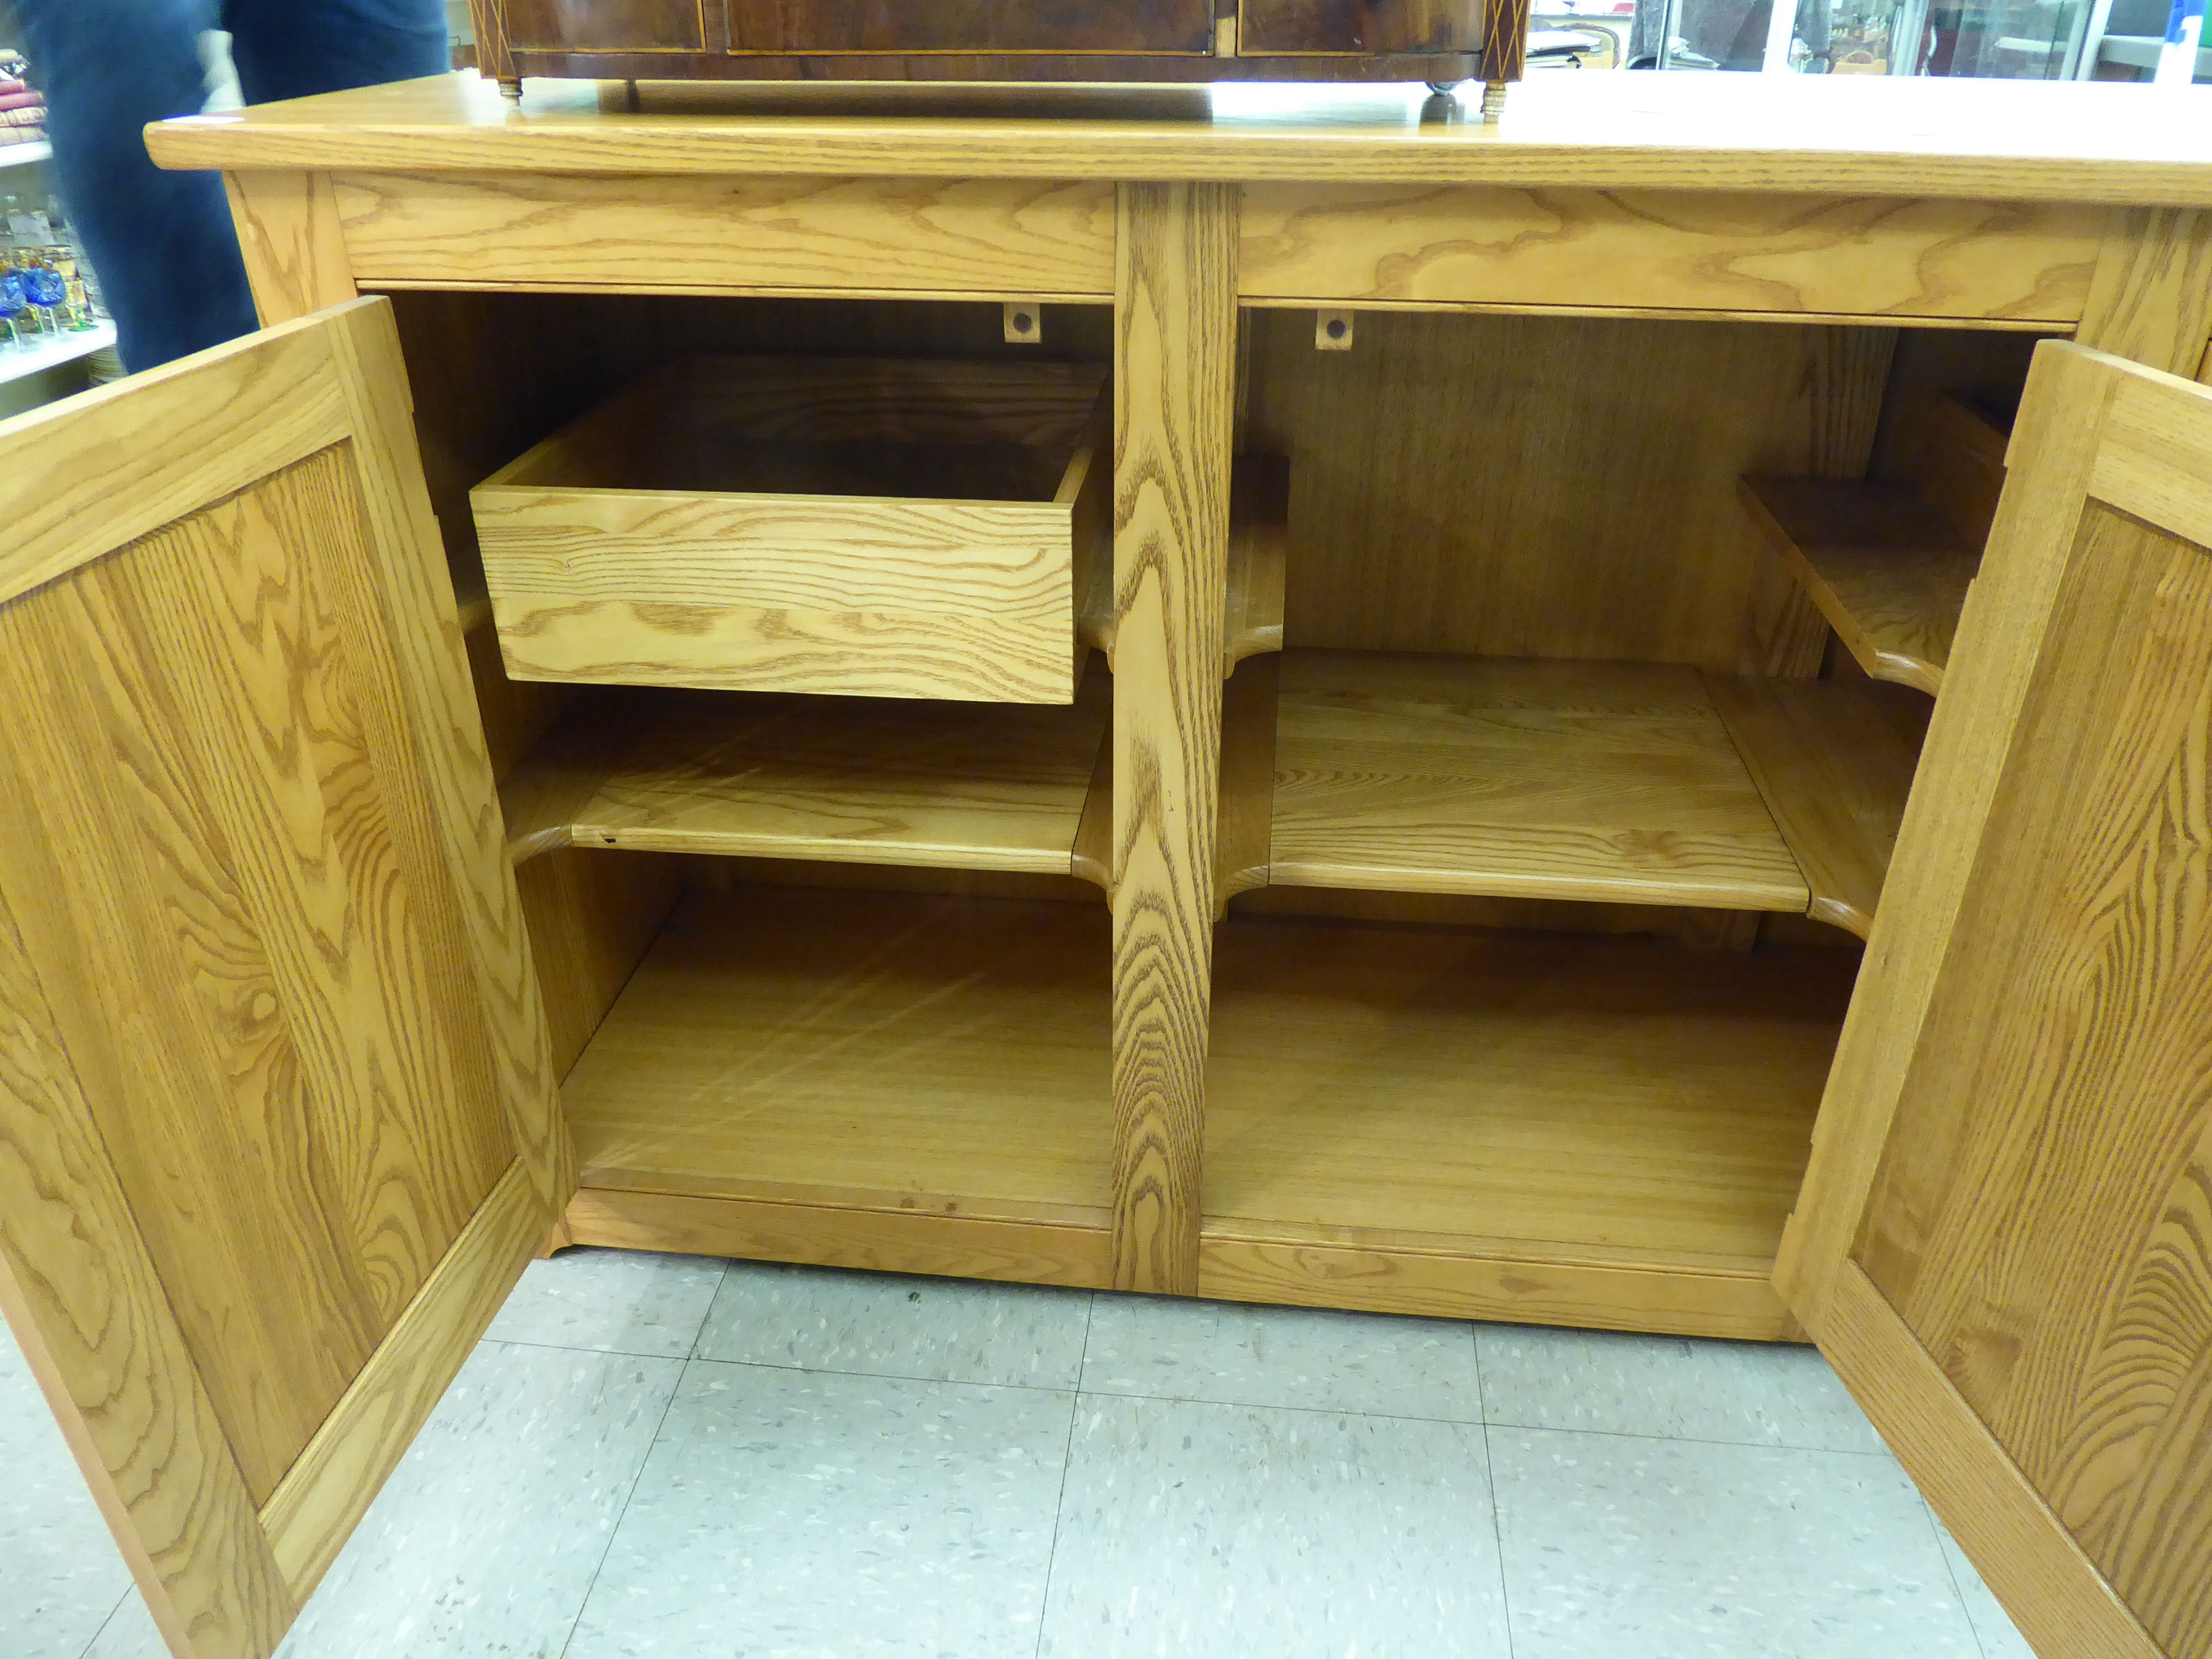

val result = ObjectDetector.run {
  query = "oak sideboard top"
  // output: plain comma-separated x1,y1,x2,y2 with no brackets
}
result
149,69,2212,206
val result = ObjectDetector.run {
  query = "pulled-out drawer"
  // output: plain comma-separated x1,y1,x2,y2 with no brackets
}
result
471,357,1110,703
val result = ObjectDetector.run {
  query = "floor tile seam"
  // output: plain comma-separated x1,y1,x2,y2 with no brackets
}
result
77,1587,135,1659
1467,1318,1489,1425
1921,1494,1997,1659
1481,1417,1901,1457
1482,1420,1521,1659
554,1350,695,1659
683,1259,735,1360
685,1352,1083,1398
1069,1384,1486,1427
1034,1295,1096,1659
478,1334,703,1362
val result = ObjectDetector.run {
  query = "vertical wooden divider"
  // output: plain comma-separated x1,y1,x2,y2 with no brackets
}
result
1108,181,1238,1294
221,173,358,328
2073,206,2212,377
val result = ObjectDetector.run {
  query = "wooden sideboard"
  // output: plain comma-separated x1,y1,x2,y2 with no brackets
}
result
465,0,1505,91
1,67,2209,1659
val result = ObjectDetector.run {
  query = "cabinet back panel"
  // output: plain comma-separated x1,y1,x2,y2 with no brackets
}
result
0,446,518,1504
1242,308,1895,673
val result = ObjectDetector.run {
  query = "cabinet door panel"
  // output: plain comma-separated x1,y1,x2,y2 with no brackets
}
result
1780,341,2212,1659
725,0,1214,54
1239,0,1484,53
0,299,567,1659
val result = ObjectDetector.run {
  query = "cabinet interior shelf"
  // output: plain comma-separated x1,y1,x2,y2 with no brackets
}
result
564,886,1115,1231
1740,476,1978,695
1259,649,1921,937
1204,916,1859,1282
1742,393,2006,698
560,882,1854,1332
1081,454,1288,672
502,657,1112,879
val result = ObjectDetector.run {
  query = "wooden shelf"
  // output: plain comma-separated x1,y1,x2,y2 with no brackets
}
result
0,320,114,389
501,659,1110,875
564,887,1113,1227
1741,476,1978,695
1266,650,1812,912
1705,674,1925,940
1081,454,1287,673
1201,918,1859,1332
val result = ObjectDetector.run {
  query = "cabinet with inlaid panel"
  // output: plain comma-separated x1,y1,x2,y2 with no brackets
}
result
3,71,2212,1659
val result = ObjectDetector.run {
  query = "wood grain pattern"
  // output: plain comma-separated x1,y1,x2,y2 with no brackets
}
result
1740,477,1978,694
1776,341,2117,1317
1108,180,1238,1295
2074,206,2212,375
513,848,684,1080
474,356,1106,702
222,171,357,327
1239,186,2102,322
0,450,502,1501
1217,654,1279,904
499,665,1110,873
1228,882,1766,950
1780,341,2212,1659
1851,492,2212,1658
1207,916,1856,1262
331,171,1117,299
1268,650,1810,911
562,888,1113,1227
1080,454,1285,672
1813,1266,2164,1659
321,299,573,1218
0,299,563,1659
258,1157,549,1600
144,70,2212,206
2093,358,2212,547
564,1186,1114,1288
1912,393,2011,551
1242,310,1895,672
1703,674,1923,939
1199,1235,1796,1340
0,317,346,609
0,889,295,1659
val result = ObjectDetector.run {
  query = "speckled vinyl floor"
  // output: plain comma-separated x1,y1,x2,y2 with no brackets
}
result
4,1250,2034,1659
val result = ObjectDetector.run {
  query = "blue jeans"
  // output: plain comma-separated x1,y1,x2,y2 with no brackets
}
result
15,0,447,371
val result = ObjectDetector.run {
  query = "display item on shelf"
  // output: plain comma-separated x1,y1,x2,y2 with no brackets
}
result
0,49,45,146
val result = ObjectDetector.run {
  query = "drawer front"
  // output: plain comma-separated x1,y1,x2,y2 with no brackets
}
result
1239,185,2106,322
724,0,1214,53
331,173,1118,301
504,0,706,50
475,491,1084,702
1238,0,1483,53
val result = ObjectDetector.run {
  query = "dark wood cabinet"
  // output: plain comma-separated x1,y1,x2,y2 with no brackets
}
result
470,0,1490,82
725,0,1216,54
1239,0,1483,53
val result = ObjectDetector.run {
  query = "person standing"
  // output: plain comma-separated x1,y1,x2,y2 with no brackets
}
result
14,0,448,372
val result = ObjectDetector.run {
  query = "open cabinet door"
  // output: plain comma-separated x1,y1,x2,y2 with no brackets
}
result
0,298,570,1659
1776,340,2212,1659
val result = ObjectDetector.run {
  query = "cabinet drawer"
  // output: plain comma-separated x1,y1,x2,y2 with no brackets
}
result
472,357,1110,703
723,0,1214,53
1238,0,1484,53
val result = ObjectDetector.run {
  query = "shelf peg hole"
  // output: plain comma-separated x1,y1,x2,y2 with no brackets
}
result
1004,300,1044,344
1316,309,1355,351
